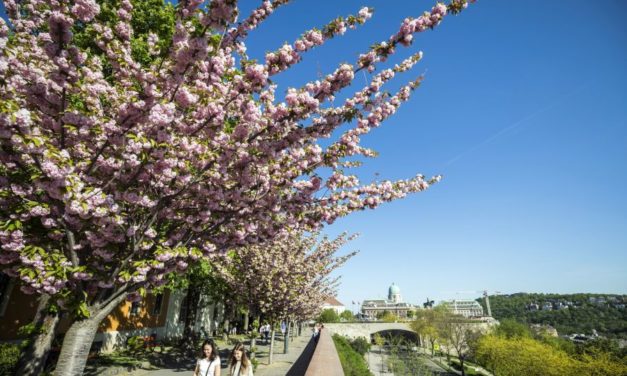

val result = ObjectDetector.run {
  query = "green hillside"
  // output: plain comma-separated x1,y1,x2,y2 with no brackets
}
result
476,293,627,339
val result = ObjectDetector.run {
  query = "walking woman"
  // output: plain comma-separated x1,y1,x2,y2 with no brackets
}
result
193,339,221,376
228,342,253,376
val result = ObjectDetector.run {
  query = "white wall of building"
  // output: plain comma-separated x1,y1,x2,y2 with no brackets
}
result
322,303,346,315
94,289,222,353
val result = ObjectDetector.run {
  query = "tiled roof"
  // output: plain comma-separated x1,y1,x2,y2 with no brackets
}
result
323,296,344,306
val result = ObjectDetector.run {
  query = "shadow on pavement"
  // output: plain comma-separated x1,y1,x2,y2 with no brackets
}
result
285,337,316,376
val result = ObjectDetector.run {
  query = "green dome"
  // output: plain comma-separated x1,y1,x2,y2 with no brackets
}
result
389,283,401,295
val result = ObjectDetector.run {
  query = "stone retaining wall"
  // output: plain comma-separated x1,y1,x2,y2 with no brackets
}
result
304,329,344,376
324,322,413,340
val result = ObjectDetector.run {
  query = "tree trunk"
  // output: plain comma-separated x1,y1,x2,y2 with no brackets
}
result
250,337,256,360
223,317,230,341
460,355,466,376
0,277,15,314
283,321,289,354
268,329,275,365
53,293,127,376
243,310,249,335
222,301,233,341
183,284,201,340
14,294,60,376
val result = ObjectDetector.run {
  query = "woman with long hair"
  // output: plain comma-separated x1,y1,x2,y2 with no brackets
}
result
228,342,253,376
193,339,221,376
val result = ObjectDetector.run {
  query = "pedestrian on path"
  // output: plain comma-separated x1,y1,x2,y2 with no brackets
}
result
262,323,270,344
193,339,221,376
228,342,254,376
312,323,320,341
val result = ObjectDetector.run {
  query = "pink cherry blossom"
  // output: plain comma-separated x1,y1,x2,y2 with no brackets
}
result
0,2,476,371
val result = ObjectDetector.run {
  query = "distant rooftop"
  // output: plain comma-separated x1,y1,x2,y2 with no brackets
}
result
323,296,344,307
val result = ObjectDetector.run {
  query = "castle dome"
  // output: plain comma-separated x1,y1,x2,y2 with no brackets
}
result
389,283,401,295
388,283,403,303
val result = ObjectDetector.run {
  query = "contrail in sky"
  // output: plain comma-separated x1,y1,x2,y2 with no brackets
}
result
442,82,591,168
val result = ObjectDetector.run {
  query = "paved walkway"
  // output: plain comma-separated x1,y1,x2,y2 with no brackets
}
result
254,333,313,376
367,347,393,376
120,332,314,376
367,346,462,376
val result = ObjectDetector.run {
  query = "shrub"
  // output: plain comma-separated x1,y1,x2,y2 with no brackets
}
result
125,335,146,355
0,343,20,376
349,337,371,356
332,334,373,376
387,352,434,375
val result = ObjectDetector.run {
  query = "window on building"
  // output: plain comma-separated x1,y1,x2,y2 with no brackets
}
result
153,293,164,316
0,273,12,317
129,300,141,317
179,295,188,323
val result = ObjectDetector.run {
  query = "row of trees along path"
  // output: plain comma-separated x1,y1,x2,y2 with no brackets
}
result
0,0,475,374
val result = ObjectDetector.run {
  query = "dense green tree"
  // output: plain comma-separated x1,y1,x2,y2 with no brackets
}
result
473,334,627,376
411,307,447,355
379,310,398,323
494,318,532,339
435,309,479,376
536,334,577,355
474,335,574,376
477,293,627,339
340,310,355,322
73,0,176,67
577,337,627,360
319,308,340,323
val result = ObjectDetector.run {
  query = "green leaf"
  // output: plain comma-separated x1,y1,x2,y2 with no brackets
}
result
77,301,91,319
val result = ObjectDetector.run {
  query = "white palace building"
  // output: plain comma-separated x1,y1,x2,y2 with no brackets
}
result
361,283,417,319
360,283,490,321
441,299,485,318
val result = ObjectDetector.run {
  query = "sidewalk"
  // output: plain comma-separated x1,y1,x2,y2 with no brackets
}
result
104,332,315,376
367,347,393,376
253,333,314,376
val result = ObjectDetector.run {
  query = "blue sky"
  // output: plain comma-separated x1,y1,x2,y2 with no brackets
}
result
2,1,625,309
240,0,627,307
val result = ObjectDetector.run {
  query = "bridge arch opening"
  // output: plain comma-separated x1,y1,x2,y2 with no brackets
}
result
371,329,420,347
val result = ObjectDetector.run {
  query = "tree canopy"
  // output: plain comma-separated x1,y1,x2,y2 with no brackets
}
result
478,293,627,339
0,0,476,373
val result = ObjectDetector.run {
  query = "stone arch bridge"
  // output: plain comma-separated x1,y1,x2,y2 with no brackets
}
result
323,322,420,344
